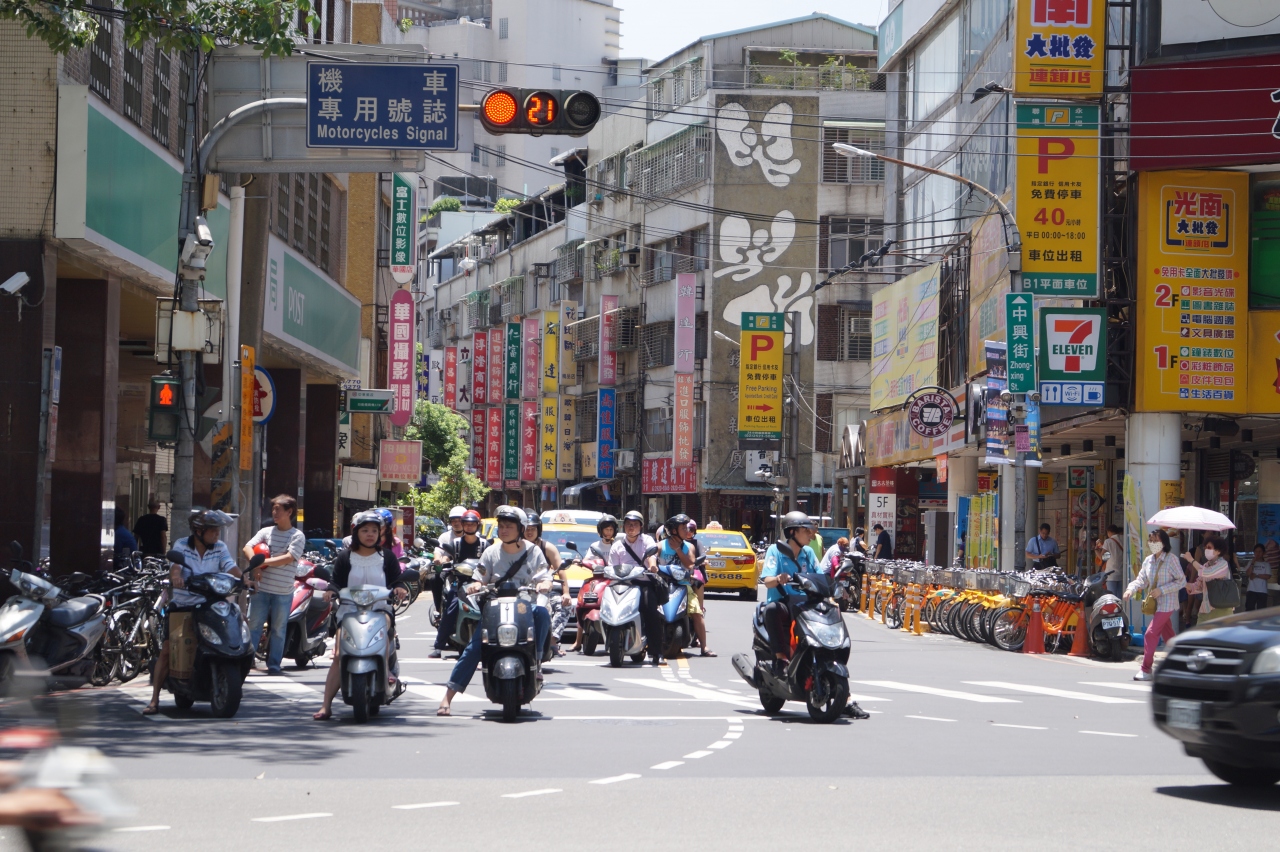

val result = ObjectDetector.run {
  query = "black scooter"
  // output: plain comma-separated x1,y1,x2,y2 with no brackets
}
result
162,550,256,717
478,581,543,722
1083,571,1129,660
733,573,851,723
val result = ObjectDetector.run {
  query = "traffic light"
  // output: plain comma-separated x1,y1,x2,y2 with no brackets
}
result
148,375,180,441
479,88,601,137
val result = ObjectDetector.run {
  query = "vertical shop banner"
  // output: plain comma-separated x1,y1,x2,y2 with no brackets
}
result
1014,0,1105,98
561,303,576,379
470,408,486,472
984,341,1010,464
389,173,417,284
454,344,472,412
1005,293,1035,393
388,289,415,426
675,273,697,373
520,400,539,481
597,388,616,479
1038,307,1106,405
522,317,541,399
540,396,558,480
472,332,488,405
504,322,521,400
580,442,598,479
503,402,520,483
557,395,576,480
542,310,560,394
599,295,619,386
1248,311,1280,413
674,373,694,466
488,327,504,403
485,405,503,486
1135,170,1249,413
239,345,255,470
738,312,785,440
427,348,443,404
443,346,457,410
870,264,940,409
968,212,1011,377
1015,103,1100,297
868,467,897,541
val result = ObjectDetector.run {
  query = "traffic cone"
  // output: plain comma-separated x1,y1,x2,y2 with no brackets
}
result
1068,602,1090,657
1023,598,1045,654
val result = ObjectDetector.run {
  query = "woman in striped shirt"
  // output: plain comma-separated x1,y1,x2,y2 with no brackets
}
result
1123,528,1186,682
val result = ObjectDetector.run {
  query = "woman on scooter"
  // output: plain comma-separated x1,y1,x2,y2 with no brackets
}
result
570,515,619,653
524,515,570,656
659,514,715,657
313,511,407,720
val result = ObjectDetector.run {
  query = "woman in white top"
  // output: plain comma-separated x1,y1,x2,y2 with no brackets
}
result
1246,543,1272,612
314,511,407,720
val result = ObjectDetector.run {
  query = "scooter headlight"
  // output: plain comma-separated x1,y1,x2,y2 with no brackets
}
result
207,574,235,596
240,621,251,643
211,601,231,617
497,624,518,647
808,620,848,649
197,623,223,645
351,589,377,607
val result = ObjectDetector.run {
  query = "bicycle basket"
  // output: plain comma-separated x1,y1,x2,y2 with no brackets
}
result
976,572,999,591
1013,579,1032,598
963,570,978,588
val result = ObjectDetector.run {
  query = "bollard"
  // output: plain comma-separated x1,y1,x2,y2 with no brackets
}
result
1023,597,1046,654
913,586,927,636
860,572,872,617
1067,601,1090,657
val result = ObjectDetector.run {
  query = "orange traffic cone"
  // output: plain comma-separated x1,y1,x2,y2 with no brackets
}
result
1068,602,1090,657
1023,598,1045,654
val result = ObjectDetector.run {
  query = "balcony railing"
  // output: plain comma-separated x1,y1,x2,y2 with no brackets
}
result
717,63,875,91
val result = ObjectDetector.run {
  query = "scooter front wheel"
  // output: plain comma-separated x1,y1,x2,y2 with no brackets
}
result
209,663,243,718
806,672,848,724
351,672,372,723
582,631,599,656
499,678,521,723
607,629,625,668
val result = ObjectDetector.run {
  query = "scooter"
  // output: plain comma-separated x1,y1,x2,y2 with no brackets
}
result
162,549,255,718
336,585,404,723
659,558,700,659
0,542,109,695
599,552,656,668
276,561,336,669
478,581,543,722
1083,570,1129,661
575,558,611,656
733,572,852,723
833,552,865,612
439,558,484,653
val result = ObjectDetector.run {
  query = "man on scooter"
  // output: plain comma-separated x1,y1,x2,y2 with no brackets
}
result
429,510,488,659
658,514,715,658
760,512,821,677
142,509,239,716
570,515,619,653
436,507,550,716
609,511,665,664
424,506,468,616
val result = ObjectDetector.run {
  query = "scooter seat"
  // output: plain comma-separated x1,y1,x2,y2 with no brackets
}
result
49,596,103,627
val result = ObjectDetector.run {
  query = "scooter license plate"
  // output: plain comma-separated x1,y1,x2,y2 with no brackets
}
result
583,594,598,604
1101,616,1125,630
1166,699,1201,730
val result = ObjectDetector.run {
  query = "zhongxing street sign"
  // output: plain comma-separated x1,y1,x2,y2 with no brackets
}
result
1005,293,1036,393
345,389,395,413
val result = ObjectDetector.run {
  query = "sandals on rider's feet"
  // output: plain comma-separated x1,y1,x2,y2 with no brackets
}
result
312,710,332,721
700,650,718,657
141,704,159,716
436,705,451,717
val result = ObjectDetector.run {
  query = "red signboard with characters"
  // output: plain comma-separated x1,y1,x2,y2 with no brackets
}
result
1131,54,1280,171
443,346,457,410
522,318,541,399
471,408,485,472
642,457,697,494
473,332,488,405
599,295,619,386
388,289,415,426
485,405,503,486
520,400,539,481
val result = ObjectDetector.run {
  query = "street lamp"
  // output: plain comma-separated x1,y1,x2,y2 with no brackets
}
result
833,142,1029,570
713,330,741,347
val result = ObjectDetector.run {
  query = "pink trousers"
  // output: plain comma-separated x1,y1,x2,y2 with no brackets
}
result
1142,610,1176,673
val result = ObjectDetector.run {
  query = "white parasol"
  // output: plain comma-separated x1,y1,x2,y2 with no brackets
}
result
1146,506,1236,532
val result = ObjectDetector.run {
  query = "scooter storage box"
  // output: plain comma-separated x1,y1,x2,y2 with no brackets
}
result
169,613,196,680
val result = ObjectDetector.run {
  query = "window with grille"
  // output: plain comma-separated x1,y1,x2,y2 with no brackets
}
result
644,407,672,452
471,145,481,163
496,145,506,167
499,17,509,38
272,174,342,277
122,43,145,125
815,394,834,452
498,62,508,83
578,396,598,442
821,125,886,183
841,308,872,360
275,176,290,239
626,124,711,199
150,51,171,147
319,181,333,272
89,14,112,101
293,174,307,250
570,316,600,361
175,52,192,144
640,321,674,368
828,218,884,272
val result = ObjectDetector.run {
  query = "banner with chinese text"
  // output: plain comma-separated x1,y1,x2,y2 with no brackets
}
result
389,289,415,426
674,373,694,466
600,295,619,386
522,317,540,398
1014,0,1105,98
504,322,521,400
540,396,558,480
520,400,538,481
443,346,457,409
598,388,616,479
473,332,488,404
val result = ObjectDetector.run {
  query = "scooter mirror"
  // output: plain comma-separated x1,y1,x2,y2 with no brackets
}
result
165,549,191,569
424,537,440,549
248,553,267,570
643,546,659,559
565,540,580,552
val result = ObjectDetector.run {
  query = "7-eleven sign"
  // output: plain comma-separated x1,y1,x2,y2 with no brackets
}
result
1039,307,1106,381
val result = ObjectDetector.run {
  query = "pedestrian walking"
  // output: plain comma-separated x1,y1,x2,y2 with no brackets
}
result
132,499,168,556
243,495,306,675
1245,543,1272,611
1184,536,1238,623
1124,529,1186,681
1180,551,1203,631
1099,524,1124,596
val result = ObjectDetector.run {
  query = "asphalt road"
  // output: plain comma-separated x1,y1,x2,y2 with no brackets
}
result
3,589,1277,851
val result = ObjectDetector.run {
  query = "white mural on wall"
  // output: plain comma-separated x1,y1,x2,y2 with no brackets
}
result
721,272,815,347
716,102,802,187
714,211,795,281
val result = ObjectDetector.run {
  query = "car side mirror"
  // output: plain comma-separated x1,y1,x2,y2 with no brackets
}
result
248,553,266,570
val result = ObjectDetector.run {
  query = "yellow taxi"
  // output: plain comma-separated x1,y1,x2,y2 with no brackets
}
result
480,518,496,539
697,529,759,601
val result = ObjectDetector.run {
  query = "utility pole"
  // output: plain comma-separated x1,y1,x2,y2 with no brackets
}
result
788,311,800,517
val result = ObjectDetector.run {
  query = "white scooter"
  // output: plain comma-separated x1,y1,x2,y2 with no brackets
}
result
599,548,658,668
336,586,404,723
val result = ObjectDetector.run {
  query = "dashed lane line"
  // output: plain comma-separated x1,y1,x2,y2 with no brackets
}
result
706,740,733,749
251,813,332,823
392,802,459,810
991,723,1048,730
854,681,1020,704
965,682,1143,705
114,826,171,833
1080,730,1139,738
905,715,957,722
683,750,714,759
651,761,685,770
589,774,642,785
501,789,562,799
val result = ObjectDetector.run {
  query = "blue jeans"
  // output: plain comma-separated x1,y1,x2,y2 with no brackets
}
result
446,605,549,693
248,591,291,671
434,589,459,651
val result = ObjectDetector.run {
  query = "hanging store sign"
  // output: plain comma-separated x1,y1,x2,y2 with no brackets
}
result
868,467,897,536
522,317,541,399
503,402,520,482
906,388,957,439
558,395,576,480
1038,306,1106,405
1005,293,1036,393
378,439,422,483
520,400,539,482
1247,311,1280,414
870,263,940,410
473,332,488,405
443,346,457,409
598,388,616,479
426,348,443,405
1135,169,1248,413
239,345,255,470
389,173,417,284
455,344,472,412
470,408,485,472
485,405,503,486
674,373,695,465
600,295,619,386
542,310,560,394
504,322,522,400
737,312,785,440
580,442,598,480
540,396,558,480
642,457,697,494
1013,0,1105,98
675,273,697,374
1015,103,1100,297
488,327,504,403
984,341,1010,465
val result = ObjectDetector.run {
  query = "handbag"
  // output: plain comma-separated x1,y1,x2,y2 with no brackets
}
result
1141,554,1170,616
1206,575,1241,610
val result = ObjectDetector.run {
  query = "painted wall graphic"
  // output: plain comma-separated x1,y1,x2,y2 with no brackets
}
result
715,211,795,281
715,101,802,187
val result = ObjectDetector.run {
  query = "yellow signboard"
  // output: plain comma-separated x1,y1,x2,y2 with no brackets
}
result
556,394,576,479
1014,0,1105,98
580,441,598,479
737,312,784,440
1248,311,1280,414
1135,170,1249,413
542,310,559,395
870,263,939,410
969,212,1011,377
1038,473,1053,495
540,395,558,480
1015,103,1099,297
1160,479,1184,510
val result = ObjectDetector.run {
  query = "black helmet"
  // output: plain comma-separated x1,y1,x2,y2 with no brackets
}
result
664,513,691,538
855,527,865,536
189,509,234,532
525,514,543,537
494,505,526,536
623,510,645,527
597,514,618,536
781,511,816,538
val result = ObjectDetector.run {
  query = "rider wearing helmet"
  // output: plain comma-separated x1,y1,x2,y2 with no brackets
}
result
609,510,665,664
142,509,239,715
375,508,404,558
429,510,489,658
657,514,715,658
760,511,820,674
569,515,620,653
437,506,552,717
522,514,569,656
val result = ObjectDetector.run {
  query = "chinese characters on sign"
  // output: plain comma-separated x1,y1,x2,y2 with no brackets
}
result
520,400,539,481
737,313,784,440
1136,170,1248,413
599,295,619,386
503,403,520,482
426,349,442,404
378,439,423,483
1014,0,1104,98
307,62,459,150
390,174,416,284
488,327,504,403
472,332,488,405
239,345,255,471
542,311,559,394
675,273,697,374
541,396,558,480
443,346,457,409
454,342,472,412
485,406,503,486
642,457,697,494
870,264,940,409
1005,293,1036,393
598,389,616,479
388,289,415,426
504,322,521,400
674,373,695,466
470,409,485,472
558,395,576,480
522,317,541,399
1015,103,1100,297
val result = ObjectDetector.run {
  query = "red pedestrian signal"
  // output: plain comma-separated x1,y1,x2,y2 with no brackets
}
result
148,375,180,441
478,88,600,137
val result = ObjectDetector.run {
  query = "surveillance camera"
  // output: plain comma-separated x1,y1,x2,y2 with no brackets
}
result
179,216,215,278
1028,390,1041,403
999,390,1013,403
1,272,30,296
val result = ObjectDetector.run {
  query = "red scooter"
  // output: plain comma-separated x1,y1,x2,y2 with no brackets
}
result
255,557,338,669
576,557,611,656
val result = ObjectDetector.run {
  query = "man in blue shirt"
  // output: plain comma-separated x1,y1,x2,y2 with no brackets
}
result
759,511,820,674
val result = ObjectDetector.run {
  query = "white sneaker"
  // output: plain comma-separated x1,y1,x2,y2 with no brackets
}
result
1133,670,1152,681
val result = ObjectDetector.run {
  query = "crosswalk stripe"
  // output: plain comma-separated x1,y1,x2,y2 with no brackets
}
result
853,681,1020,703
249,677,319,702
964,681,1142,704
404,683,484,703
542,686,622,701
617,678,759,707
1079,681,1151,693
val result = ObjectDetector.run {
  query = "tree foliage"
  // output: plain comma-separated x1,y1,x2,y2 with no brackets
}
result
427,196,462,216
405,454,489,524
1,0,316,57
493,197,522,214
403,398,468,473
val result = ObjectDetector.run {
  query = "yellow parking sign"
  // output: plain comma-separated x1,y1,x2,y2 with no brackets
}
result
738,313,784,440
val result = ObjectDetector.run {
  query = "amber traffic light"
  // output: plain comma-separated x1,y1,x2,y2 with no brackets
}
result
478,88,600,137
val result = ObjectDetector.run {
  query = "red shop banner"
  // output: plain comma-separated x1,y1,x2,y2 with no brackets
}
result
443,346,458,410
522,317,541,399
470,408,486,472
485,406,503,486
1131,54,1280,170
473,332,488,405
642,456,698,494
488,327,505,403
520,400,539,481
388,289,415,426
599,294,619,386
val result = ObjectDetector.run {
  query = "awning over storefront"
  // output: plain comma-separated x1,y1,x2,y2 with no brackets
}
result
563,479,614,498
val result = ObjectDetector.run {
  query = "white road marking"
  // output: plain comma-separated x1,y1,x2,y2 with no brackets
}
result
965,681,1142,704
537,715,765,721
1080,730,1139,738
114,826,171,833
991,723,1048,730
250,677,318,702
251,813,332,823
404,684,483,703
392,801,460,810
905,715,957,722
651,761,684,770
1079,681,1151,692
541,686,622,701
683,750,714,759
706,740,733,749
854,681,1020,703
501,789,562,799
589,773,642,785
617,678,759,707
722,732,742,739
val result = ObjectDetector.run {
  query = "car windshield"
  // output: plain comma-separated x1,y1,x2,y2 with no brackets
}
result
540,528,601,559
697,533,750,549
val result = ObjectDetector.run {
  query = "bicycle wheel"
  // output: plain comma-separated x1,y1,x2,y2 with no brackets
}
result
990,606,1027,652
886,594,904,630
113,606,145,683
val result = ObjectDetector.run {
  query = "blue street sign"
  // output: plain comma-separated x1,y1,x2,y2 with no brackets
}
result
307,62,459,150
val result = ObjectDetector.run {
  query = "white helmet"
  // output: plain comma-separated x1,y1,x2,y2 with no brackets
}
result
448,506,467,520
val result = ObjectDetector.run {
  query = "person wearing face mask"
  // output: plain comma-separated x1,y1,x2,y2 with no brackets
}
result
1183,536,1236,623
1124,529,1186,681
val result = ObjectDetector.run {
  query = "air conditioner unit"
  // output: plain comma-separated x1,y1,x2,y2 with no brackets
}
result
621,248,640,268
615,450,635,470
